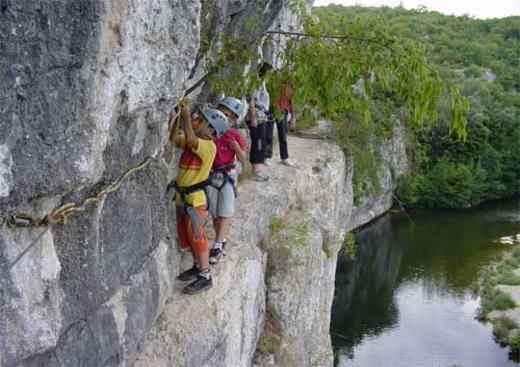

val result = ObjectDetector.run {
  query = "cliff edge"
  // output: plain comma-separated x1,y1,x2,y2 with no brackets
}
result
0,1,407,366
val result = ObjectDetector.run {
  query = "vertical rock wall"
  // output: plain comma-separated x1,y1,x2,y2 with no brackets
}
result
349,120,409,229
1,1,201,365
0,1,308,366
134,135,350,367
0,0,408,366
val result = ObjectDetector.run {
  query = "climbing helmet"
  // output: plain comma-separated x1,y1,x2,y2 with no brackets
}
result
200,107,229,138
218,96,244,118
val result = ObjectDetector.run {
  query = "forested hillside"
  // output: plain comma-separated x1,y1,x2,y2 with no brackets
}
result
314,5,520,208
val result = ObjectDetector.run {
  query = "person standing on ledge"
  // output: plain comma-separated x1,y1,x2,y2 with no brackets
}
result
169,103,228,294
246,61,273,182
205,97,247,264
265,79,295,167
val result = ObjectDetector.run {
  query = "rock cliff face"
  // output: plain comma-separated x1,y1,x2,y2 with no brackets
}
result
134,136,350,367
132,125,406,367
0,1,406,366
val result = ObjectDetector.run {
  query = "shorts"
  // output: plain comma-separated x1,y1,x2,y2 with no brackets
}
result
206,174,236,218
176,205,209,255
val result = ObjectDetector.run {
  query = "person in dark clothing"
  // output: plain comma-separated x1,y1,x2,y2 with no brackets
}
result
246,61,273,181
265,81,295,166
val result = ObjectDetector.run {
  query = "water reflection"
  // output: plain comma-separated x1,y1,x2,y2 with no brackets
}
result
331,198,520,367
332,217,402,355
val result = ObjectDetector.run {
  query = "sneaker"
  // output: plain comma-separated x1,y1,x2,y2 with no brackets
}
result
281,159,295,167
177,265,200,281
264,159,271,167
251,172,269,182
209,240,227,264
183,270,212,294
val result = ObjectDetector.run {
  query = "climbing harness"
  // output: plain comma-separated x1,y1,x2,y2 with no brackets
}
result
209,162,238,197
172,180,211,239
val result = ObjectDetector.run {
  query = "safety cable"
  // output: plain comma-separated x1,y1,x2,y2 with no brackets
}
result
2,227,50,277
2,95,189,275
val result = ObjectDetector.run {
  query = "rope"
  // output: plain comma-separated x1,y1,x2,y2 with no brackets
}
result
2,156,159,275
3,89,214,230
2,94,192,276
6,157,153,228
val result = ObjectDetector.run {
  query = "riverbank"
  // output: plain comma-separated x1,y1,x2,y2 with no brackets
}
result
480,235,520,354
332,198,520,367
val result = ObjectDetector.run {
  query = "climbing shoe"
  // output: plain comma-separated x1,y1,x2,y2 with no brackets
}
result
251,172,269,182
209,240,227,264
177,265,200,281
281,159,295,167
183,269,212,294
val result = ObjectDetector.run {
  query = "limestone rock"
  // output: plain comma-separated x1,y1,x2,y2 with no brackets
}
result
349,119,409,229
0,1,324,366
0,1,410,365
135,136,348,367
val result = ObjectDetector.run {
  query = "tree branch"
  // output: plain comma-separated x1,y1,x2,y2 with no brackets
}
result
262,30,394,51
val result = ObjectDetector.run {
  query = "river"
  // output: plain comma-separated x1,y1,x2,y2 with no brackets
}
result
331,198,520,367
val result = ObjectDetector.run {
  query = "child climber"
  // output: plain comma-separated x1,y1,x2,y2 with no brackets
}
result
169,102,228,294
206,97,247,264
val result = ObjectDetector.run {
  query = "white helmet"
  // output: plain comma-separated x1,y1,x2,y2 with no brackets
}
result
218,97,244,118
200,107,229,138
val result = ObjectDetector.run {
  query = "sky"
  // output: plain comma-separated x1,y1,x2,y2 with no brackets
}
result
312,0,520,19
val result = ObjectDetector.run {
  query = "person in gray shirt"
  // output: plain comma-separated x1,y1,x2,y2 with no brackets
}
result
246,61,272,182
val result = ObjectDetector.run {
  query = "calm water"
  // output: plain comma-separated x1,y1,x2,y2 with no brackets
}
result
332,198,520,367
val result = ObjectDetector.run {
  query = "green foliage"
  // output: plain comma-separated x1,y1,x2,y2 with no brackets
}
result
207,3,469,139
398,78,520,207
267,216,309,265
493,317,519,345
510,332,520,351
397,159,487,208
282,17,467,133
395,174,423,206
479,248,520,353
314,5,520,90
464,65,483,78
317,5,519,207
512,247,520,259
304,7,470,134
343,231,356,260
496,262,520,285
331,118,382,202
207,34,261,97
268,216,308,242
479,249,520,319
481,286,516,316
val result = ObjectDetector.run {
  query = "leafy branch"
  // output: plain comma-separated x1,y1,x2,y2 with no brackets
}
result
204,4,468,139
263,30,395,51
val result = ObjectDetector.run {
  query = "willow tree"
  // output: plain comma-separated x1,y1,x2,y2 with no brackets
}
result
207,2,468,139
